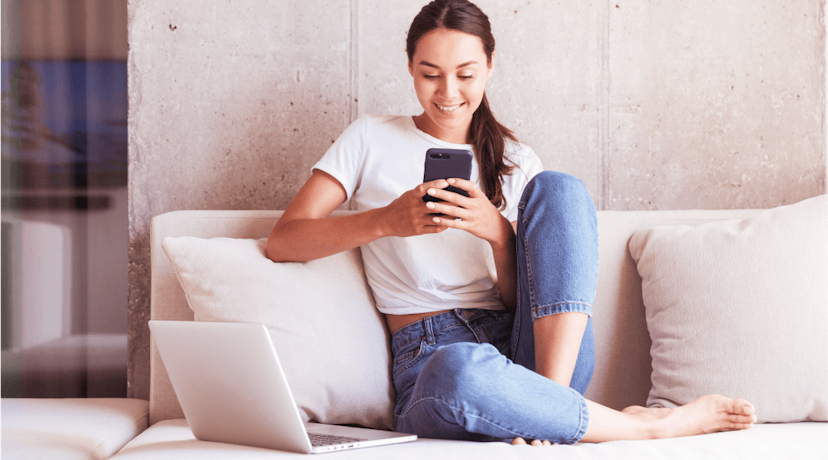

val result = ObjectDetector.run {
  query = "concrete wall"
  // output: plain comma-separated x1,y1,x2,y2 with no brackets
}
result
128,0,826,398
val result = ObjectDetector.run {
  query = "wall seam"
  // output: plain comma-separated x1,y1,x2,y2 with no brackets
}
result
598,0,611,210
348,0,359,124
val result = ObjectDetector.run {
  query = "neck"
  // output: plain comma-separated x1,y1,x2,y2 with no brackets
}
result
413,114,469,144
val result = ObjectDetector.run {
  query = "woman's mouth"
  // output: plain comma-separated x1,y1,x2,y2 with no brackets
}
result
436,103,463,112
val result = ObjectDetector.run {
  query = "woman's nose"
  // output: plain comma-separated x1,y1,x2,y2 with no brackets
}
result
440,77,459,99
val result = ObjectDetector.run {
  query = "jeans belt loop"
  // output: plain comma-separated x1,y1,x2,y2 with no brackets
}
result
423,316,436,345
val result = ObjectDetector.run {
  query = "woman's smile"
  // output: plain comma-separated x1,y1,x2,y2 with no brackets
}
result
436,102,463,112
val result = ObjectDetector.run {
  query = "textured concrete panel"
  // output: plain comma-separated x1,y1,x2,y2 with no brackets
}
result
128,0,351,399
608,0,826,210
356,0,422,118
358,0,605,205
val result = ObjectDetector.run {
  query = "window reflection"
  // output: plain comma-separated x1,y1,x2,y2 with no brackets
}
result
1,1,128,398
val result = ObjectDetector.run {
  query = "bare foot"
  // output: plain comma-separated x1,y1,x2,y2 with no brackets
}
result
582,394,756,443
622,395,757,439
652,394,756,438
510,437,553,446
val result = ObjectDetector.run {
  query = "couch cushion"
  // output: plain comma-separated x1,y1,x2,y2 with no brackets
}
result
1,398,148,460
161,235,395,430
110,419,827,459
585,208,761,411
628,194,828,422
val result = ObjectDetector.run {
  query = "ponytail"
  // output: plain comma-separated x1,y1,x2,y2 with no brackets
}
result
469,93,516,210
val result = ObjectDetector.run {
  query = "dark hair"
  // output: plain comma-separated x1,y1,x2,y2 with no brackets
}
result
406,0,516,210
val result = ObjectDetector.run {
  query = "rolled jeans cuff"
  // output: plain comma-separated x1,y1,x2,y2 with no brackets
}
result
568,389,590,444
531,301,592,321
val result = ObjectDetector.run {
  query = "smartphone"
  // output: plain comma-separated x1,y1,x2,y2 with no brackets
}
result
422,148,473,203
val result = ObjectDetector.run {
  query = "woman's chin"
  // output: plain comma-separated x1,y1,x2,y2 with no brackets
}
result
430,110,471,128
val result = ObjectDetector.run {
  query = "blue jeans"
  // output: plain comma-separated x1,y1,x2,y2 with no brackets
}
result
391,171,599,444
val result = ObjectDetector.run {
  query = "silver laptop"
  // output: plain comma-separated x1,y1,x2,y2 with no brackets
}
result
149,320,416,454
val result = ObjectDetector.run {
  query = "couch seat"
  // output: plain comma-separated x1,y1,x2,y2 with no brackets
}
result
110,419,826,459
1,398,148,460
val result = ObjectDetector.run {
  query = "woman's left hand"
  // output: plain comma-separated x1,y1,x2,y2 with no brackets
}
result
424,178,512,247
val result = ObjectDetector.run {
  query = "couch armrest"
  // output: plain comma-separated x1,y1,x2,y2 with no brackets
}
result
1,398,149,459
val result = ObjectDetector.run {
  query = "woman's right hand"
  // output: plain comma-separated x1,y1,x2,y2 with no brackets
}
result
380,179,452,237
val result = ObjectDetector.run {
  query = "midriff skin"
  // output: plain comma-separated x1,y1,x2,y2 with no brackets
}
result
385,310,455,335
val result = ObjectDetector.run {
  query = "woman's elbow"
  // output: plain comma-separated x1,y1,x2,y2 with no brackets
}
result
266,227,288,263
265,236,281,262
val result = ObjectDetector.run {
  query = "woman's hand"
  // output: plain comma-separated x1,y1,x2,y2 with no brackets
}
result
425,178,518,309
379,179,453,238
384,177,518,310
422,178,512,248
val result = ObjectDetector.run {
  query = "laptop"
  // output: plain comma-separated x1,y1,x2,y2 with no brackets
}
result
148,320,417,454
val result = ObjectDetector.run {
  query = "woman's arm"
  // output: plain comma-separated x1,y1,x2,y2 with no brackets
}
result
489,218,518,311
267,170,380,262
267,170,453,263
420,178,518,310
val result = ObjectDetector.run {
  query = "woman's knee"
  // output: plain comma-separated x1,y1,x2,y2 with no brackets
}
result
522,171,592,208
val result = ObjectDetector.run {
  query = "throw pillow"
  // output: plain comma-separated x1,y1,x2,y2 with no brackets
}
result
161,236,395,430
628,194,827,423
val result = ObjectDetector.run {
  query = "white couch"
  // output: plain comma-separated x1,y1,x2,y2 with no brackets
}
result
3,205,826,459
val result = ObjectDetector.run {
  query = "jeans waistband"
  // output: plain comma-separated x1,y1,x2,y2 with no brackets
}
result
390,308,507,355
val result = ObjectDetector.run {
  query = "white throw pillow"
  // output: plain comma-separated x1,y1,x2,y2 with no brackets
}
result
161,236,395,430
628,195,827,423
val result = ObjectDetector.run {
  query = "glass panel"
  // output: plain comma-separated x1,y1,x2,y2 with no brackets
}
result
1,1,127,398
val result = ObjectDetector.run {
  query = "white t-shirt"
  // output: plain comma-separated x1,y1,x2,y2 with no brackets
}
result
312,114,543,315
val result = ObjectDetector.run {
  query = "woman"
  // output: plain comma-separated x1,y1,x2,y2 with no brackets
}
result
267,0,756,445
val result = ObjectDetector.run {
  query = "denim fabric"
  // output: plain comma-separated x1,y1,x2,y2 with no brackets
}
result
391,171,599,444
511,171,598,393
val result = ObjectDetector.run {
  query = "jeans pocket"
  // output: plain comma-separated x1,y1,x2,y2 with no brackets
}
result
392,338,428,380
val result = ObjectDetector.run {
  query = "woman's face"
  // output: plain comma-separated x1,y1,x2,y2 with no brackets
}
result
409,28,494,143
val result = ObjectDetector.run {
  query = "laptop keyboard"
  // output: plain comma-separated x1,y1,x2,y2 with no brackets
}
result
308,433,367,447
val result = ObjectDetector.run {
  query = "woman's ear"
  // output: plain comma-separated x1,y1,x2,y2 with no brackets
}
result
487,50,496,79
408,58,414,77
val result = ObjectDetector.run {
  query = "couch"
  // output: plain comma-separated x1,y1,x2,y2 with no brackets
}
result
3,200,826,459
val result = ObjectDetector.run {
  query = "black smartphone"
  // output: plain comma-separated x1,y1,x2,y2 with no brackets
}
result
422,148,473,203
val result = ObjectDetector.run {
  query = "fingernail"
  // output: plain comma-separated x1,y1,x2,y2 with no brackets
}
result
428,189,436,195
433,217,440,223
426,202,435,209
447,178,455,184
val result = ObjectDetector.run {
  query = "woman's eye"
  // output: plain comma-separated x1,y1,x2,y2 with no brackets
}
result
423,74,439,80
459,75,475,80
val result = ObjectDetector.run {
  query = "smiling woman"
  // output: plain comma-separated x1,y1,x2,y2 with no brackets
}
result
266,0,757,447
408,29,492,142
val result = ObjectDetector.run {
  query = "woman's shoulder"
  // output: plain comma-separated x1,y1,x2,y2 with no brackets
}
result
504,139,537,159
504,140,543,181
341,114,410,140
